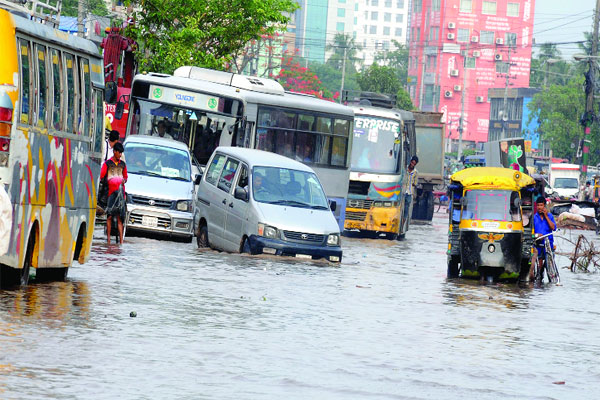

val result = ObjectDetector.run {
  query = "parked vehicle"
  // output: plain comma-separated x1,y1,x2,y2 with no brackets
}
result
194,147,342,262
549,163,580,199
124,136,198,241
447,167,536,282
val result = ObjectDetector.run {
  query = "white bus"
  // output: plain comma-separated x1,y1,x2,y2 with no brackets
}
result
119,67,354,229
0,4,105,286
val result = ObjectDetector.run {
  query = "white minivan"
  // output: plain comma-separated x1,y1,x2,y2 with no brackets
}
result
194,147,342,262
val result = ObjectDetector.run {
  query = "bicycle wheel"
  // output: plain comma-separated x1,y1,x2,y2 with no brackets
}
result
544,239,560,284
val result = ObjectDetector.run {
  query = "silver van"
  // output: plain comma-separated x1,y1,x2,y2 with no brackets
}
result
124,136,199,241
194,147,342,262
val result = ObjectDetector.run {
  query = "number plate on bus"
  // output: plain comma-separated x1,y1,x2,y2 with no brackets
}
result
142,215,158,227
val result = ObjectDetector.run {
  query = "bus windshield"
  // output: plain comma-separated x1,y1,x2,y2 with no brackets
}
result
129,98,240,165
350,115,401,174
461,190,521,222
252,166,329,209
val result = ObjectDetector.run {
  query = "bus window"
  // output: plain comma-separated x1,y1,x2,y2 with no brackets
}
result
51,48,62,130
93,89,104,153
35,44,48,129
80,58,91,136
331,119,350,167
316,116,332,134
64,53,76,134
314,135,330,164
18,39,31,124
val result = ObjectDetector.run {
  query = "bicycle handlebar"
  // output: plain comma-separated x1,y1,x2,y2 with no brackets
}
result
534,232,554,242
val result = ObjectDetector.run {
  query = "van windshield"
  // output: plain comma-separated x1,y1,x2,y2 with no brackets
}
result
252,166,329,209
125,142,191,181
554,177,578,189
461,189,521,222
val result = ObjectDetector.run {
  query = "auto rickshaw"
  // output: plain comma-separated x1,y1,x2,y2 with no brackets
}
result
447,167,536,282
593,174,600,202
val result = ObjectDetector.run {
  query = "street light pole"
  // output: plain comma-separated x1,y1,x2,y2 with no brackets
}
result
457,42,468,160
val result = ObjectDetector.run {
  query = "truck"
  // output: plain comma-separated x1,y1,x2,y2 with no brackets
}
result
549,163,581,199
411,112,445,222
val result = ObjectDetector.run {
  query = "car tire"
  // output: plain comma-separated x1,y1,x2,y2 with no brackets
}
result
240,237,252,254
197,225,209,248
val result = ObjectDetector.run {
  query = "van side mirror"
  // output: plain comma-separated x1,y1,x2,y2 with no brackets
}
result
329,200,337,212
104,81,118,104
234,187,248,202
115,101,124,120
194,174,202,185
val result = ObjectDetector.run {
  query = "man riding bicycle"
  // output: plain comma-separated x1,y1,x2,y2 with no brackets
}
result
531,196,556,281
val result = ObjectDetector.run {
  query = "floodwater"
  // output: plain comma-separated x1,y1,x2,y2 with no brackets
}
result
1,212,599,399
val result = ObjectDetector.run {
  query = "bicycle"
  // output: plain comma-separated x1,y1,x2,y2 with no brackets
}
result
533,232,560,285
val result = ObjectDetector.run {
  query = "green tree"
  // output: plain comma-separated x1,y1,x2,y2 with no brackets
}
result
325,33,362,72
126,0,298,74
373,40,409,86
62,0,109,17
356,63,412,109
529,44,576,88
308,61,360,96
527,76,600,165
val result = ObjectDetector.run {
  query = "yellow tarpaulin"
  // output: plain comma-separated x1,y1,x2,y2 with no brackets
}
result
451,167,535,191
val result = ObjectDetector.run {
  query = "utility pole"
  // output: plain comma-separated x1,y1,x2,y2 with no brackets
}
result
77,0,84,36
582,0,600,180
500,47,512,139
457,42,469,160
340,47,347,104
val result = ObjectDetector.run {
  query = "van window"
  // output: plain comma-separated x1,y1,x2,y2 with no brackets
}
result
217,158,239,192
205,154,227,185
252,166,328,208
236,164,249,189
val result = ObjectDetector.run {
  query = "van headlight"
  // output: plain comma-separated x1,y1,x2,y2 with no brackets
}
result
176,200,192,211
327,233,340,246
258,223,278,239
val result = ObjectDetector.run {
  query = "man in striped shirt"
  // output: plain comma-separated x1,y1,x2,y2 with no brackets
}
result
403,156,419,223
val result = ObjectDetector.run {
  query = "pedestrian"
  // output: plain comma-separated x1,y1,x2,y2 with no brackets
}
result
403,155,419,224
531,196,556,282
100,142,128,244
102,130,120,162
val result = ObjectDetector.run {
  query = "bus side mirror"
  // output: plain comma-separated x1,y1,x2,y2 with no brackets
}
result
329,200,337,212
105,81,118,104
115,101,124,120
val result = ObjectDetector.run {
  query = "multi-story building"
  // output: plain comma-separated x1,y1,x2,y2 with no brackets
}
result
294,0,409,65
407,0,535,150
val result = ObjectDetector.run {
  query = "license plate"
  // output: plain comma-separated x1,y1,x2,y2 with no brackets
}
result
142,215,158,227
346,222,362,229
482,221,500,230
295,254,312,259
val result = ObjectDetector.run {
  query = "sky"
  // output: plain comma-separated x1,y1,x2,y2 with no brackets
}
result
533,0,596,57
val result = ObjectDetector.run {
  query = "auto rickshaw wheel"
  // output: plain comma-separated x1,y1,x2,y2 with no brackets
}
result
447,255,460,278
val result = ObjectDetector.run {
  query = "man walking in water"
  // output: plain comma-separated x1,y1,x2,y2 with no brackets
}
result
100,142,128,244
403,155,419,227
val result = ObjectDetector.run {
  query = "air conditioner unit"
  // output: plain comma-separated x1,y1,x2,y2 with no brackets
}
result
471,36,479,43
476,96,485,103
448,22,456,29
450,69,459,77
447,33,455,40
495,38,504,45
454,85,462,91
473,50,481,57
494,53,503,61
444,90,453,98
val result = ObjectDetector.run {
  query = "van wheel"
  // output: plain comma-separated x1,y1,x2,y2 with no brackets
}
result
197,225,209,248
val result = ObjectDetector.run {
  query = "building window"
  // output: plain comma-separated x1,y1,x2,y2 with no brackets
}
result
480,30,494,44
459,0,472,13
429,26,439,41
496,61,509,73
372,0,378,6
354,17,357,24
383,41,390,50
396,13,403,22
364,11,368,19
457,28,469,43
395,27,403,36
370,25,377,34
353,31,357,38
482,1,497,15
426,55,437,71
337,22,345,32
337,8,345,17
363,25,368,34
424,85,434,106
413,0,422,12
396,0,404,8
507,3,519,17
385,0,392,7
384,12,391,22
371,11,378,20
432,0,440,11
465,57,476,69
505,32,517,47
339,0,346,3
416,28,420,41
384,26,391,35
355,3,358,10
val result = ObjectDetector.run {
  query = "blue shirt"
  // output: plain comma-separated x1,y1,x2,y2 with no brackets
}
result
533,211,556,251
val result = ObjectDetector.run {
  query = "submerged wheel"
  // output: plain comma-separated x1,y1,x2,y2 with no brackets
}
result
2,235,34,287
386,232,398,240
197,224,209,248
240,236,252,254
447,255,460,278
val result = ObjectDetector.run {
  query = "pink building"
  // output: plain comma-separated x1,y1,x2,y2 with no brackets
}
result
407,0,535,149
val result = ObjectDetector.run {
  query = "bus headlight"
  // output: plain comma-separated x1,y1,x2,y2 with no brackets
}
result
383,201,393,207
327,233,340,246
258,223,278,239
176,200,192,211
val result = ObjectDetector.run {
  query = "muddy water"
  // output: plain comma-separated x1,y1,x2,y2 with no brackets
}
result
1,212,599,399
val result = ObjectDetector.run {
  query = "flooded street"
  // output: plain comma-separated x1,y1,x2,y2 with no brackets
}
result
1,211,599,399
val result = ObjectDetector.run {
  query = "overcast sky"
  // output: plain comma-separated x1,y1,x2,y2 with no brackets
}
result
534,0,595,57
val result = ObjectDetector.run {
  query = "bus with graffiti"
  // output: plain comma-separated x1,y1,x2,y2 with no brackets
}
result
342,92,416,239
0,2,105,286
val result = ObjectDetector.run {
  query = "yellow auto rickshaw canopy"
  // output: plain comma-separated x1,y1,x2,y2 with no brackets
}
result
450,167,535,191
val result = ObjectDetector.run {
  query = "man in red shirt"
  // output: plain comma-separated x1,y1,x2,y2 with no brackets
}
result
100,142,127,244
